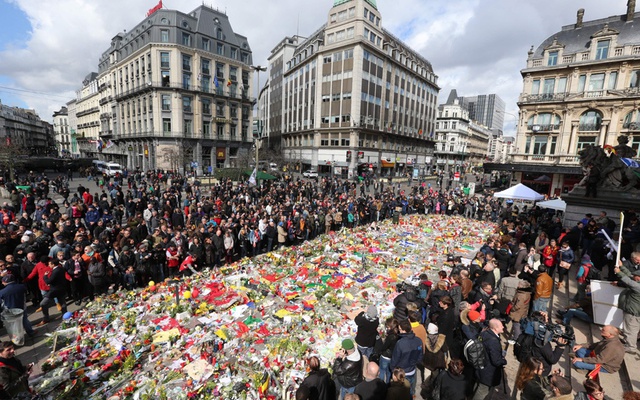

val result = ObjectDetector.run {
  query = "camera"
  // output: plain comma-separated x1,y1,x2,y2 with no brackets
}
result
396,282,418,293
547,323,575,344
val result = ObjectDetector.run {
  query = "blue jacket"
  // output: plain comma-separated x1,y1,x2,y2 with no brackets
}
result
85,208,100,224
476,329,507,386
0,282,28,310
390,331,423,374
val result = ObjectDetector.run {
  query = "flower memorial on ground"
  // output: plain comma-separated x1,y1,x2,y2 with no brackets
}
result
31,214,495,399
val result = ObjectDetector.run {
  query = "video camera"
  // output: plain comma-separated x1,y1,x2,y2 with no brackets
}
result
546,322,575,344
525,313,575,346
396,282,419,294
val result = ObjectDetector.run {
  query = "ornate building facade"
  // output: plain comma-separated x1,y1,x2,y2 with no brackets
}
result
486,2,640,195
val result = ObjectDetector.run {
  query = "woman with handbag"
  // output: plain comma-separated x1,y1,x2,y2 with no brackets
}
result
542,239,559,280
557,241,575,289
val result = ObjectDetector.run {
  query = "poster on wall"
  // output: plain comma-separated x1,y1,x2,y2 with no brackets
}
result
590,280,624,328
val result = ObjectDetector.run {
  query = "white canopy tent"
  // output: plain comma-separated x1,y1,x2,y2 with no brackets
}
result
493,183,545,201
537,198,566,212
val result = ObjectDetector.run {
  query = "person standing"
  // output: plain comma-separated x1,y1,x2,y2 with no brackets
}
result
615,262,640,354
0,341,33,398
37,259,68,326
333,338,363,398
354,305,380,360
296,356,336,400
0,275,35,337
473,319,507,400
354,362,387,400
532,266,553,313
390,319,423,396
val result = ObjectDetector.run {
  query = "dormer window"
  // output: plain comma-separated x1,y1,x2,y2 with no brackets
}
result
548,51,558,66
596,40,610,60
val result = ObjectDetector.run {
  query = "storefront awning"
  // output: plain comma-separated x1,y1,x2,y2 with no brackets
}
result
381,160,395,168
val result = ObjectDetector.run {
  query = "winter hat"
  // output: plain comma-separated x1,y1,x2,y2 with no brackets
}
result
427,323,438,335
468,310,481,322
341,339,355,350
366,305,378,319
581,254,591,262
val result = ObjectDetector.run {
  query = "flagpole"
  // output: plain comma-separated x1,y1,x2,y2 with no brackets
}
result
616,211,625,268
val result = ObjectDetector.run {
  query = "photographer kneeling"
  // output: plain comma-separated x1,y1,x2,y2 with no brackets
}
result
529,311,568,376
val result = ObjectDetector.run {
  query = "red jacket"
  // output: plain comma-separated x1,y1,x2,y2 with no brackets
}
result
24,261,51,291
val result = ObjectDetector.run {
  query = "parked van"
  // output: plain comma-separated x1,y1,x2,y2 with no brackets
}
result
105,163,123,177
92,160,107,173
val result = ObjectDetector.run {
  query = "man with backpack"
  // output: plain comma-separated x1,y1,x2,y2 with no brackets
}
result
514,311,567,375
472,319,507,400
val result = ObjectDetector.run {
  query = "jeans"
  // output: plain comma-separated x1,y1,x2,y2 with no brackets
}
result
512,321,522,341
357,345,373,360
573,347,610,372
378,356,391,384
562,309,593,325
40,293,67,322
532,297,550,313
406,371,417,396
339,385,355,399
22,310,34,335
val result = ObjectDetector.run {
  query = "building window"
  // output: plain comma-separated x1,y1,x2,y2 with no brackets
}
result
182,32,191,46
346,27,355,39
160,52,170,69
216,62,225,79
532,136,547,155
531,79,540,94
216,101,225,116
588,73,604,91
548,51,558,66
341,138,350,146
327,33,335,44
202,98,211,114
321,139,329,146
182,54,191,71
608,71,618,90
161,70,170,87
230,66,237,82
631,70,640,88
576,136,597,152
183,96,192,113
203,121,211,137
201,76,210,92
163,118,171,133
557,77,567,93
542,78,555,95
577,74,587,92
201,59,210,75
217,43,224,55
579,110,602,131
184,119,192,135
161,30,169,43
182,73,191,89
161,94,170,111
230,48,237,59
330,138,339,146
202,38,210,51
595,40,610,60
217,124,224,138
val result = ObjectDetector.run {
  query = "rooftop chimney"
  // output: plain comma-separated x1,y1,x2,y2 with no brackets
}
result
628,0,636,22
576,8,585,28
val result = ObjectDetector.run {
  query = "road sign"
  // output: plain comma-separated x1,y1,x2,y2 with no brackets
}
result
454,172,460,181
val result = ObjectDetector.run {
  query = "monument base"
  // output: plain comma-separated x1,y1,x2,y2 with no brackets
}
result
563,186,637,228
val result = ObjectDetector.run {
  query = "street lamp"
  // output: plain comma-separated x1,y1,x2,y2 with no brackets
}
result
251,65,267,186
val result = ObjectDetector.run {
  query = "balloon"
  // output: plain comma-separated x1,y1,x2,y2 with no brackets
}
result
148,281,155,287
183,290,192,299
63,312,73,320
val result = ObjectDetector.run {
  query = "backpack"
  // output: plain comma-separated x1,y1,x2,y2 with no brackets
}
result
513,332,535,362
463,335,486,370
586,267,601,282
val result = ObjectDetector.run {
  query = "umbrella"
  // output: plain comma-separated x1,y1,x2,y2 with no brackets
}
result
537,198,566,212
244,170,277,180
493,183,545,201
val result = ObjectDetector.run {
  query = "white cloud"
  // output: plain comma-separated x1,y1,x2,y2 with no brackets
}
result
0,0,631,124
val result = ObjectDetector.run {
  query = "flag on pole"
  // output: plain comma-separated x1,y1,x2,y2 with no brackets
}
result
106,140,115,149
96,139,103,151
248,167,257,186
227,79,232,87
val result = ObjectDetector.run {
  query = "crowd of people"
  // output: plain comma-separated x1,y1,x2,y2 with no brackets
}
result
0,168,640,399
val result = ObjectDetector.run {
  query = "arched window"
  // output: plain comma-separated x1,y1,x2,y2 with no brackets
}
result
578,110,602,132
527,113,561,131
623,110,640,130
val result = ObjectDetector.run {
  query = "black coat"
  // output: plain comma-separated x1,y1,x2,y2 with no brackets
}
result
296,369,336,400
354,378,387,400
476,330,506,387
333,353,363,389
436,370,468,400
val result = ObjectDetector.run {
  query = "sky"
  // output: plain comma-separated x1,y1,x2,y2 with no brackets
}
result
0,0,629,135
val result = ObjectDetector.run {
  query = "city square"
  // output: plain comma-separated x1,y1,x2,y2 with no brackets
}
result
1,0,640,399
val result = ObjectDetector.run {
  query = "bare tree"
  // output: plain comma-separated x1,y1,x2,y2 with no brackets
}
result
0,139,30,181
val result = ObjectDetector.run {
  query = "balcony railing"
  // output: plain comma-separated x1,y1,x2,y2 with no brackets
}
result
514,153,581,164
578,123,601,132
108,130,253,142
114,81,253,103
527,124,560,132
